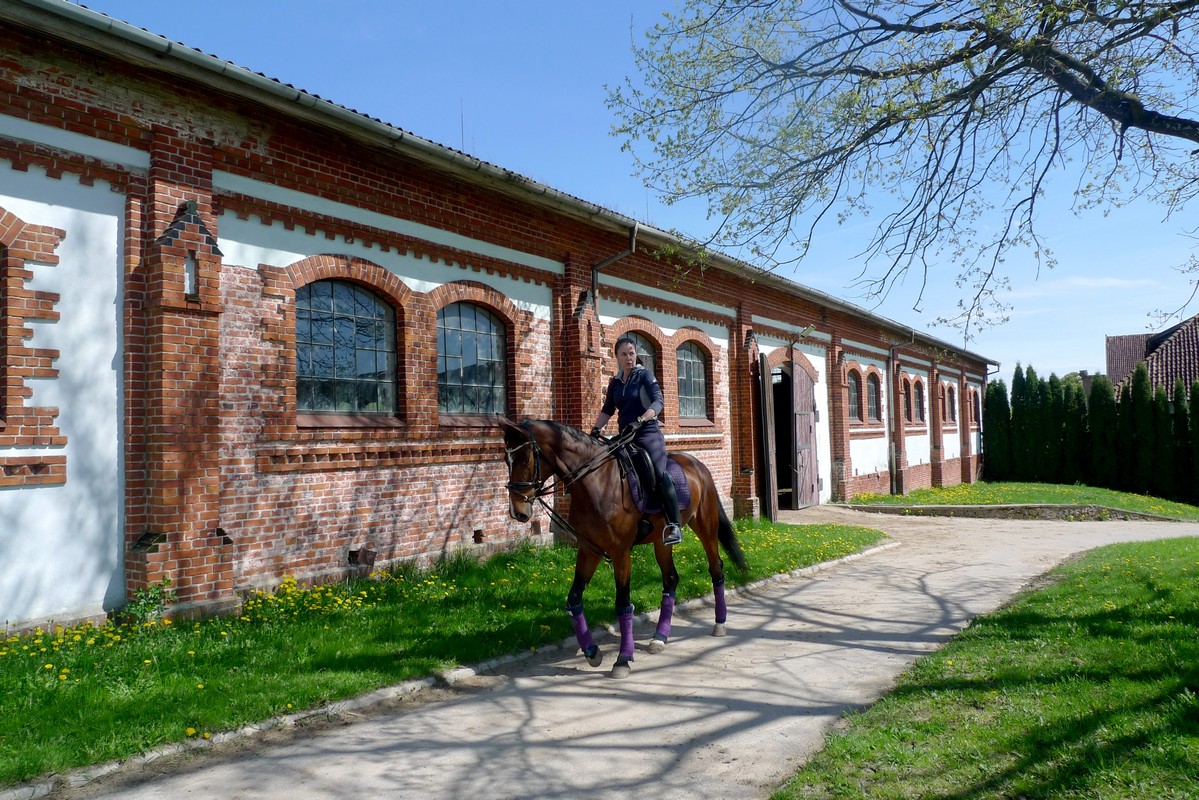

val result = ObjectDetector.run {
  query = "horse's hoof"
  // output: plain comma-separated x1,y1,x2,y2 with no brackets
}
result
586,648,604,668
711,623,727,637
610,662,631,679
647,638,667,655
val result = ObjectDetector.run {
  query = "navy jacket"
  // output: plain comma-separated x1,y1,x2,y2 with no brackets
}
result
601,365,664,429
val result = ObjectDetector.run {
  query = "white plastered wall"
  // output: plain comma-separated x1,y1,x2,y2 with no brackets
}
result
0,164,125,628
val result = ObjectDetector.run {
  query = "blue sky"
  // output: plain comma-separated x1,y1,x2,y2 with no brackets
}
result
70,0,1196,380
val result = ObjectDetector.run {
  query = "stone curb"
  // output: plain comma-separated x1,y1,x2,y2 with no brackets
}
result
841,503,1182,522
0,540,899,800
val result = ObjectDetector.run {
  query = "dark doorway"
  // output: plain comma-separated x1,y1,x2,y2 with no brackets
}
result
772,365,795,510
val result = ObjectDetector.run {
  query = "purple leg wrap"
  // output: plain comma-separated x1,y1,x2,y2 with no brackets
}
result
714,577,727,625
568,604,595,654
655,593,676,641
618,606,635,661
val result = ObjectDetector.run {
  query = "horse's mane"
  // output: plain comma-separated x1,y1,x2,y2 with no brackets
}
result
532,419,599,450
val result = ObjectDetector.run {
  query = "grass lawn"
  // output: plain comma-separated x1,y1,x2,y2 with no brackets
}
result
850,481,1199,521
773,536,1199,800
0,518,883,788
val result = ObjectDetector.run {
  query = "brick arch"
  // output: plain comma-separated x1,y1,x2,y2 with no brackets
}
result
764,343,819,384
426,279,527,329
285,253,414,312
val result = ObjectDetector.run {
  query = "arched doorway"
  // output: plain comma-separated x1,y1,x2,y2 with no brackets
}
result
757,349,819,518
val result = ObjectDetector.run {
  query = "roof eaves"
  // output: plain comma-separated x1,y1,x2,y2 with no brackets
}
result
8,0,997,368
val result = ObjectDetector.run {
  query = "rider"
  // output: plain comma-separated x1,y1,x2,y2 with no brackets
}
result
590,335,684,546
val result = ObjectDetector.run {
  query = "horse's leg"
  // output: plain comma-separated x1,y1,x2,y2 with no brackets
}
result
610,550,635,679
691,485,730,637
647,542,681,654
567,548,604,668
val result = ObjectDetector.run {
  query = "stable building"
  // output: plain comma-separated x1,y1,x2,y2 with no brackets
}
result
0,0,994,629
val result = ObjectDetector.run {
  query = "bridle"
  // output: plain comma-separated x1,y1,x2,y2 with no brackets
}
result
503,422,634,557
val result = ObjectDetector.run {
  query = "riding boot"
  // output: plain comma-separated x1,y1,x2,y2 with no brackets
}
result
657,468,683,546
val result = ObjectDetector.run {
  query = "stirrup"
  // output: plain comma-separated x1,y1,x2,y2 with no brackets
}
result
662,523,682,546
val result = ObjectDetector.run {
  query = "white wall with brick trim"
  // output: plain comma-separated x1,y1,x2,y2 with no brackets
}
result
0,166,125,628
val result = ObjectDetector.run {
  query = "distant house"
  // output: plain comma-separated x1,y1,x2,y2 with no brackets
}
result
1105,313,1199,390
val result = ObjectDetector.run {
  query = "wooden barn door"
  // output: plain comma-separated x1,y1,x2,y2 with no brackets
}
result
757,352,779,521
791,348,819,508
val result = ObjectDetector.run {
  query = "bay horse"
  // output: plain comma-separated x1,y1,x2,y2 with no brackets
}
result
498,417,745,679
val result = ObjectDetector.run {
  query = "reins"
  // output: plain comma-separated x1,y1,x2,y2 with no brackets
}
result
504,422,637,560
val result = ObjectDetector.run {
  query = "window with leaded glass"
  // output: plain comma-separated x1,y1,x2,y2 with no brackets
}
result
848,371,862,421
296,280,396,414
437,302,507,415
676,341,708,419
624,331,657,377
867,374,881,421
915,381,926,422
947,385,957,422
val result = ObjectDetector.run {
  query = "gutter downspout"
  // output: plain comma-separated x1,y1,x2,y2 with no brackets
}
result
591,223,638,316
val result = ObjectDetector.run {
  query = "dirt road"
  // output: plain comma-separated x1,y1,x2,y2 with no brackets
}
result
33,507,1199,800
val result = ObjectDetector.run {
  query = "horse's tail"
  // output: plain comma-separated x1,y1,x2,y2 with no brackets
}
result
717,503,746,571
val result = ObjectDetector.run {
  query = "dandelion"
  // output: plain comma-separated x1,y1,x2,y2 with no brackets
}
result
197,683,205,690
186,727,196,736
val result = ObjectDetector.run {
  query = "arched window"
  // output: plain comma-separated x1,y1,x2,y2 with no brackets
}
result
972,391,981,424
676,341,708,419
437,301,508,415
915,381,926,422
847,371,862,422
296,280,396,413
867,374,881,421
623,330,658,377
947,385,957,422
903,378,912,422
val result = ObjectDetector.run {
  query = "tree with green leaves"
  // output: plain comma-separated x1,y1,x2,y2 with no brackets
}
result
1088,375,1119,490
983,380,1012,481
612,1,1199,336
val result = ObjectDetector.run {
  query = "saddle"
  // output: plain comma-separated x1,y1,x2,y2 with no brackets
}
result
614,443,691,517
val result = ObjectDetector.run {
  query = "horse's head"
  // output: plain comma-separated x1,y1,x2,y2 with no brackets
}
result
498,417,540,523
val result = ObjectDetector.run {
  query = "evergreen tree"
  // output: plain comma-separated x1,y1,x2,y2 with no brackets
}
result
1130,364,1155,494
1153,385,1174,499
1045,373,1065,484
1116,380,1135,491
1192,381,1199,504
983,380,1012,481
1009,365,1032,481
1088,375,1119,491
1061,382,1088,485
1171,380,1191,503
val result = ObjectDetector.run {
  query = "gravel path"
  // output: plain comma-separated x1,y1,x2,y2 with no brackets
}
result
30,507,1199,800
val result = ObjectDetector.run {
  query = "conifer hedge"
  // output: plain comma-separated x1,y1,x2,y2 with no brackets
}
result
982,363,1199,505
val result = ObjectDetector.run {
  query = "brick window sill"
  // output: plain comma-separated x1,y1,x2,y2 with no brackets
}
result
296,413,405,429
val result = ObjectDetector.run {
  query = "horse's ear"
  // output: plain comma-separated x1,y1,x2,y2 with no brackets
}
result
496,415,519,436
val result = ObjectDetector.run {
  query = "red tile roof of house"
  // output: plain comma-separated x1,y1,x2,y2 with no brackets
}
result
1107,314,1199,390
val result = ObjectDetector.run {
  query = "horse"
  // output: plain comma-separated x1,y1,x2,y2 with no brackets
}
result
498,417,746,679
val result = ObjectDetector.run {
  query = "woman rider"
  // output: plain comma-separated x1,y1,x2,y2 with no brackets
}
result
590,335,683,546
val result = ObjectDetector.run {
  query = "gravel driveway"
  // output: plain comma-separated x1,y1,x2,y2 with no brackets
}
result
33,507,1199,800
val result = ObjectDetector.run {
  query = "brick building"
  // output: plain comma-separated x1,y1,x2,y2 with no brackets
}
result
0,0,993,629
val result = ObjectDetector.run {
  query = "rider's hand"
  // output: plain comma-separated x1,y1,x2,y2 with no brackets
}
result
589,427,602,438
